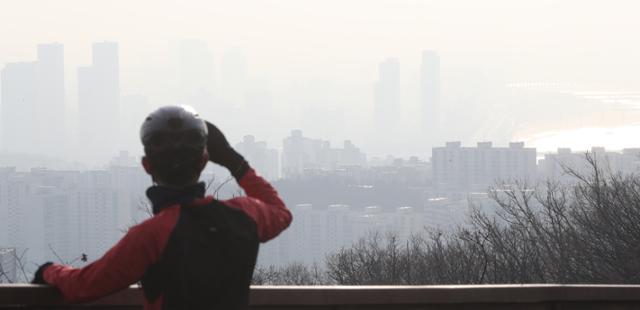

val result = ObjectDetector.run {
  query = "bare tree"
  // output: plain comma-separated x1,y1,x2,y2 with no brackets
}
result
324,152,640,285
252,262,326,285
0,248,30,283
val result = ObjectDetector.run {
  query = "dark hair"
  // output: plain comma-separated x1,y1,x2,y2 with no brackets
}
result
147,147,204,187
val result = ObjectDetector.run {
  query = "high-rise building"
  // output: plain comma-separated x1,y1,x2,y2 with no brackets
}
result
432,141,537,192
538,147,640,182
235,135,279,180
374,58,400,132
72,184,122,261
325,204,353,253
281,130,366,178
36,185,73,262
255,200,474,268
281,130,319,178
1,43,66,156
78,42,120,162
265,204,355,266
341,140,367,167
0,166,148,270
420,50,441,147
1,62,37,153
35,43,65,155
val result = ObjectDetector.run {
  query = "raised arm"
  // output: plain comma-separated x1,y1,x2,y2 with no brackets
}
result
204,121,292,242
224,168,292,242
39,207,180,303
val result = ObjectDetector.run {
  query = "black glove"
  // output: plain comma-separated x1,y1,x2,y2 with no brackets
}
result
31,262,53,284
205,121,249,180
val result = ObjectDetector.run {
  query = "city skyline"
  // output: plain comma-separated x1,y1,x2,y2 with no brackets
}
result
2,40,639,168
1,40,443,164
1,1,639,167
1,140,638,273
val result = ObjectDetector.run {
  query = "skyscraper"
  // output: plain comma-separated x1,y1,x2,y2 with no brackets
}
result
78,42,120,162
1,62,37,153
235,135,280,180
1,44,65,156
431,141,537,192
35,43,65,155
420,50,441,146
373,58,400,133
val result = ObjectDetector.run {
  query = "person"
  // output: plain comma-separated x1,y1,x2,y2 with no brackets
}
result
32,105,292,309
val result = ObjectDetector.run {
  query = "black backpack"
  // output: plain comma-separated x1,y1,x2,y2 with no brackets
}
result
142,200,259,309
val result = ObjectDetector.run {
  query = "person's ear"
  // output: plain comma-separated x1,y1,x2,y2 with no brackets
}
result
142,156,153,175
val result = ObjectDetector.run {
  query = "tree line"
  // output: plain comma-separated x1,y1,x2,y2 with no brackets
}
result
254,154,640,285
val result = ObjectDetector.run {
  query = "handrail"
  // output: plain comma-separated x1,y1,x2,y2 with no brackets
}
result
2,284,640,308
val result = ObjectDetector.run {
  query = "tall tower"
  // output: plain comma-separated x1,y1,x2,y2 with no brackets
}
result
374,58,400,132
78,42,120,162
420,50,441,146
0,62,37,153
35,43,65,155
0,43,66,156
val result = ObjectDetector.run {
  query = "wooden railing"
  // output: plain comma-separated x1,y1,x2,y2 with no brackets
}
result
2,284,640,309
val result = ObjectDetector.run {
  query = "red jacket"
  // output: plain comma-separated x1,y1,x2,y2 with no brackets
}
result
43,168,291,309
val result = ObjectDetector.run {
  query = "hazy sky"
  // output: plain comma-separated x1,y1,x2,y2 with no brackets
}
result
2,0,640,161
2,0,639,86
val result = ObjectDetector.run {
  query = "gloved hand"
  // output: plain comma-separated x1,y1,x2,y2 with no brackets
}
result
31,262,53,284
205,121,249,180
